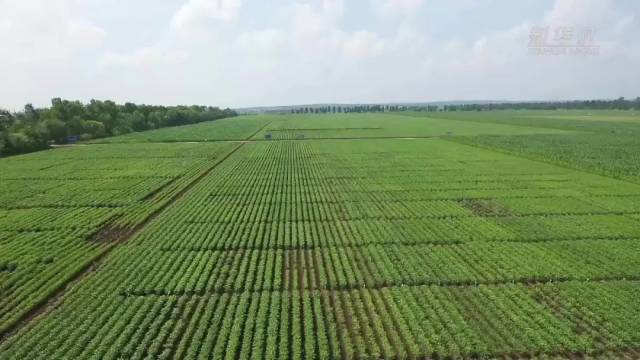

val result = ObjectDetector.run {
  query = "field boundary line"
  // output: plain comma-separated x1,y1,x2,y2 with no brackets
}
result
156,236,640,253
0,142,247,344
245,120,274,140
118,276,640,298
179,210,640,225
69,135,445,145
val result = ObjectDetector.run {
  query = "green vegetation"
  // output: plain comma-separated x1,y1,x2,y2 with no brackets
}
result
286,97,640,113
0,142,238,336
252,113,569,139
95,116,273,143
1,112,639,359
401,110,640,182
0,99,237,156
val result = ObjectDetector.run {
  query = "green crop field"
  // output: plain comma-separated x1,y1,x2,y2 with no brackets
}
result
251,113,571,140
400,110,640,182
92,117,275,143
1,111,639,359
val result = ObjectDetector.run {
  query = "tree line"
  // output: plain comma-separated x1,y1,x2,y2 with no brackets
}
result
439,97,640,111
0,99,237,156
290,104,417,114
288,98,640,114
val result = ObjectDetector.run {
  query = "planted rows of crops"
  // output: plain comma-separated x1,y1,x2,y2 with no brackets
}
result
0,142,237,335
409,110,640,183
253,113,567,140
2,138,640,358
93,116,274,143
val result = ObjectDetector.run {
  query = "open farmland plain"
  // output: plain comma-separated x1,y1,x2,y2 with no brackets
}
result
1,112,639,359
401,110,640,183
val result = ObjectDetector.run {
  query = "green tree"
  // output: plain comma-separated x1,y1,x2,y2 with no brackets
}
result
41,118,68,144
147,111,165,128
50,98,85,123
123,111,148,131
7,132,42,153
81,120,106,138
0,109,13,131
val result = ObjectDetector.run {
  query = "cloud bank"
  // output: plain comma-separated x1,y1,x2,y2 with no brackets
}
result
1,0,638,109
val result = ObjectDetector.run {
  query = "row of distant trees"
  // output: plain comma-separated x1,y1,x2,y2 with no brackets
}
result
289,97,640,114
439,97,640,111
290,104,433,114
0,99,237,157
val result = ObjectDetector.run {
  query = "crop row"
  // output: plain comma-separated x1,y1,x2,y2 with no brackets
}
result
0,142,238,334
111,238,640,295
452,131,640,183
95,116,274,143
0,230,106,332
4,278,639,359
2,139,640,358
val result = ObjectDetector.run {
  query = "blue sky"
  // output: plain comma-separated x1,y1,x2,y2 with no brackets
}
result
1,0,638,109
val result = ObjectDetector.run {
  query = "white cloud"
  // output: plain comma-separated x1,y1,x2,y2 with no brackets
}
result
99,45,189,70
290,2,342,38
0,0,105,64
342,31,385,60
99,0,244,75
236,29,286,55
0,0,105,109
287,0,385,61
170,0,242,34
372,0,425,16
322,0,344,19
1,0,638,110
543,0,615,27
415,0,640,101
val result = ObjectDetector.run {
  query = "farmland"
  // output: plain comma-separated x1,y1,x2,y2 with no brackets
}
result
93,117,273,143
1,111,639,359
402,110,640,182
250,113,571,140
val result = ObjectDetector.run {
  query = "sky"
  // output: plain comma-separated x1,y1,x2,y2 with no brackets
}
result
0,0,638,110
